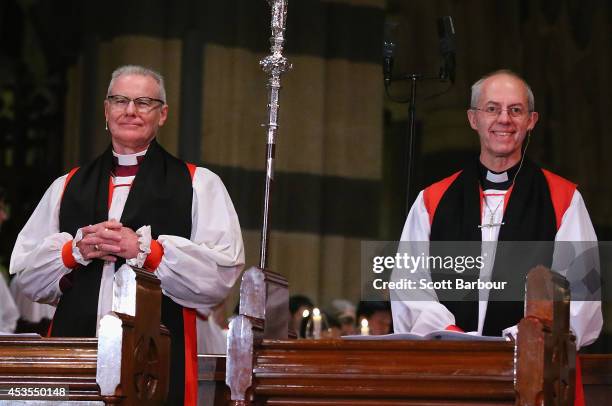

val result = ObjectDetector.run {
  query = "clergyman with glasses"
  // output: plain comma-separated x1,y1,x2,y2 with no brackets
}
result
390,70,601,349
10,65,245,405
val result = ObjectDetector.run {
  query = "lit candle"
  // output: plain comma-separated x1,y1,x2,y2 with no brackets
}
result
312,308,322,339
360,318,369,336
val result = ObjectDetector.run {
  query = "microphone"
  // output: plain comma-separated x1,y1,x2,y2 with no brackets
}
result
383,21,397,86
437,16,456,83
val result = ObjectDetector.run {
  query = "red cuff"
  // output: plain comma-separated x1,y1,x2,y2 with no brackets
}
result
143,239,164,272
445,324,464,332
61,240,79,269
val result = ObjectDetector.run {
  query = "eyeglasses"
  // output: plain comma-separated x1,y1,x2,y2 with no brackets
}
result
106,95,165,113
471,105,531,118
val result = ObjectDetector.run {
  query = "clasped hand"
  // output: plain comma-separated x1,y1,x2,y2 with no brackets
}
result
76,219,140,262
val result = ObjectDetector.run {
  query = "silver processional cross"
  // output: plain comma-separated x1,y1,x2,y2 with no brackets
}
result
259,0,291,269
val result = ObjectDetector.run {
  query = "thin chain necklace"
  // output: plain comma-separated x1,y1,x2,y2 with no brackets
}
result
479,195,505,230
479,195,504,231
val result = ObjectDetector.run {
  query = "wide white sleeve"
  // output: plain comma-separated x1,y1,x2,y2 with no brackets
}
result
155,167,245,312
9,175,73,305
9,276,56,323
553,190,602,349
391,191,455,334
0,275,19,333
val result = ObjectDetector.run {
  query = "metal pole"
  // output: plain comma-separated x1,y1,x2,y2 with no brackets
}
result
405,74,419,215
259,0,292,269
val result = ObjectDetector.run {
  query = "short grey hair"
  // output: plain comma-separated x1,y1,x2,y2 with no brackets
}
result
106,65,166,102
470,69,534,112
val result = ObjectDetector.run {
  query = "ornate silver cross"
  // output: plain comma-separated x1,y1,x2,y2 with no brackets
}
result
478,214,505,229
478,213,505,240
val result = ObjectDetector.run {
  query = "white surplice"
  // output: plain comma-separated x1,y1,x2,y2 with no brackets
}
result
391,187,602,349
9,152,245,334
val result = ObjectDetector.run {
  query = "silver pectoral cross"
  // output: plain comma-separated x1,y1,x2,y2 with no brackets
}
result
478,214,505,239
478,214,505,229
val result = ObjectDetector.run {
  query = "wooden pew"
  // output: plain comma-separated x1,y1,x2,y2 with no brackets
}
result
201,352,612,406
581,354,612,405
199,266,581,405
0,267,170,405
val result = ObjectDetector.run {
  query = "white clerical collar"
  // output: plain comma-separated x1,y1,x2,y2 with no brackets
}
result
112,149,147,166
486,170,509,183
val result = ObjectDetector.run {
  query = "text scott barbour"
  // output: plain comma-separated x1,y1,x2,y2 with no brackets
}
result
372,278,508,291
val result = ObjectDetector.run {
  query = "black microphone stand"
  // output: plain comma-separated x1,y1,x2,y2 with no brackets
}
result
406,74,419,217
385,73,445,216
384,17,455,217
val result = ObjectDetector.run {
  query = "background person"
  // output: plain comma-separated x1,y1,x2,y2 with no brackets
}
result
289,294,314,338
357,300,392,335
